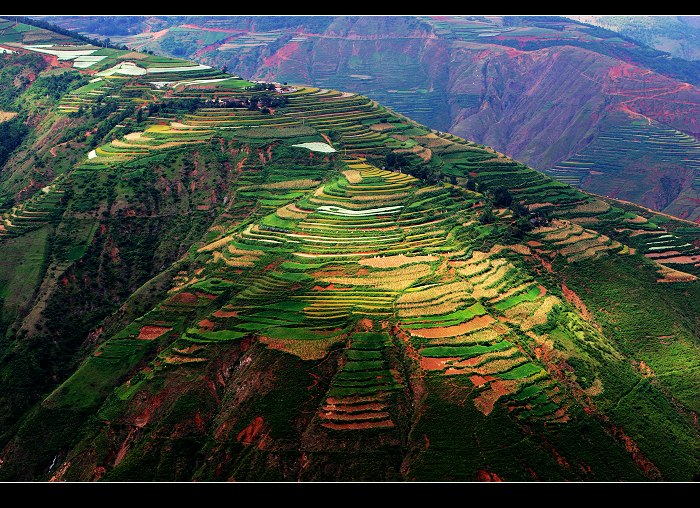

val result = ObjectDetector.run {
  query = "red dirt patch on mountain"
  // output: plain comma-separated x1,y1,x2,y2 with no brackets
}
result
48,461,71,482
420,356,460,371
92,466,107,481
324,401,387,412
263,41,300,68
137,325,172,340
410,315,495,338
649,254,700,264
356,318,374,331
610,426,662,479
168,292,198,305
319,411,390,421
39,53,73,69
264,260,281,272
608,62,637,80
476,470,503,481
132,391,168,430
535,253,553,273
561,283,592,321
213,309,238,318
320,420,395,430
237,416,265,445
198,319,215,330
326,394,387,406
473,379,520,415
645,250,683,258
312,283,349,291
469,374,496,387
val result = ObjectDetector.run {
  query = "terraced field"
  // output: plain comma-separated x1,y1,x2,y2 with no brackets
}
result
547,120,700,185
107,148,571,431
317,328,403,431
546,118,700,221
1,25,698,480
79,124,216,170
0,179,65,238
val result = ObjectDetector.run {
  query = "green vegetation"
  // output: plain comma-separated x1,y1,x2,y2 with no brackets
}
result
0,117,28,169
0,22,696,482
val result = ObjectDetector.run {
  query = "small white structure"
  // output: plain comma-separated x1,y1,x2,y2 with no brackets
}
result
291,142,337,153
317,205,403,217
96,61,148,77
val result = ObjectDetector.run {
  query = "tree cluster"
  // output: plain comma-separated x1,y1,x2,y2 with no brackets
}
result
0,118,28,169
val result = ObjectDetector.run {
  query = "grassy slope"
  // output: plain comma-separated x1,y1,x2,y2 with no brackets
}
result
0,226,49,334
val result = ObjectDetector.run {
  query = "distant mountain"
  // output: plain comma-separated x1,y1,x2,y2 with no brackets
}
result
0,17,699,482
567,15,700,62
37,15,700,224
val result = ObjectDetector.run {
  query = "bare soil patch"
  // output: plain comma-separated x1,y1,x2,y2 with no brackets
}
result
137,325,172,340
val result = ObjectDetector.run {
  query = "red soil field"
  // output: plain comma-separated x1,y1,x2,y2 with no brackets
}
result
469,374,496,387
410,315,495,338
319,411,390,421
198,318,215,330
237,416,265,445
476,470,503,481
473,379,520,415
324,401,387,412
213,309,238,318
326,394,387,405
420,356,460,371
168,292,198,305
137,325,172,340
561,283,592,321
320,419,395,430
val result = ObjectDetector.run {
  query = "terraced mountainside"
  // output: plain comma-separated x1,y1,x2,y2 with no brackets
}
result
39,15,700,223
0,18,698,481
568,16,700,62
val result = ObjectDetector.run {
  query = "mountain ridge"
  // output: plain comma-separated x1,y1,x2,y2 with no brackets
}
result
37,14,700,223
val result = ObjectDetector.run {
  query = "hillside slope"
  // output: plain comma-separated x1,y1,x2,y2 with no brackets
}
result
0,18,698,481
39,15,700,223
568,16,700,62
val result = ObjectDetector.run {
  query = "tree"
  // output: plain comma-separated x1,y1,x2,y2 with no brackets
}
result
510,202,529,218
385,152,409,170
479,203,496,224
222,65,228,74
510,215,533,238
492,186,513,207
136,108,143,123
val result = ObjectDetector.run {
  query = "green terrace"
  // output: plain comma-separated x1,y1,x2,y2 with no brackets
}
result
0,178,66,238
317,330,403,431
546,119,700,192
